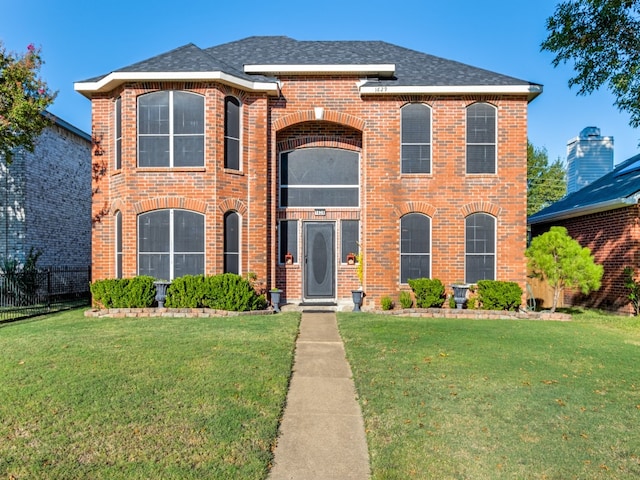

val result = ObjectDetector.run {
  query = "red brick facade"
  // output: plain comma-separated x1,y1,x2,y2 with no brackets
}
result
86,51,532,309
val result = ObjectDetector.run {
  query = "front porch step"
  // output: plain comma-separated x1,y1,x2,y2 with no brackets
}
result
280,300,354,312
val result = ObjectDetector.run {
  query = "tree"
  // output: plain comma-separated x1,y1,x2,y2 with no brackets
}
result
541,0,640,128
526,226,603,312
0,42,56,164
527,140,566,216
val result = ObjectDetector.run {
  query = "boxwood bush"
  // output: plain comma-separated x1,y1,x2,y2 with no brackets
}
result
165,273,267,311
92,274,267,311
90,276,156,308
407,278,445,308
164,275,207,308
477,280,522,311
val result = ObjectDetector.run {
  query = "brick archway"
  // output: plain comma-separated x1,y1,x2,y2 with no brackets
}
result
394,201,438,218
132,197,208,214
274,109,365,132
460,201,501,218
217,198,247,216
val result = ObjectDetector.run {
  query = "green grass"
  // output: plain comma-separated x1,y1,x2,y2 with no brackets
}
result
338,310,640,479
0,309,300,479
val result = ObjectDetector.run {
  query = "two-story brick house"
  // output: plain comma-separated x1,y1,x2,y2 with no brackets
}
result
75,36,541,308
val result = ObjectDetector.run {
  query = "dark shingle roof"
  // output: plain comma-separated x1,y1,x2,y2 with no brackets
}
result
205,36,534,87
78,35,540,91
528,153,640,224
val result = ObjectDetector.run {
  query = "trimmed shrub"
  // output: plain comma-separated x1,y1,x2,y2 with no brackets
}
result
165,273,267,311
380,296,394,310
476,280,522,311
125,276,156,307
165,275,207,308
202,273,267,311
399,290,413,309
407,278,445,308
90,276,155,308
91,279,124,308
93,274,267,311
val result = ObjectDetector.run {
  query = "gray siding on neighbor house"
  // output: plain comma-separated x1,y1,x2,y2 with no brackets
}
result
0,121,91,267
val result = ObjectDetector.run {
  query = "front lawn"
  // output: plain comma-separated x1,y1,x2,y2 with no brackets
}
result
0,309,300,479
338,310,640,479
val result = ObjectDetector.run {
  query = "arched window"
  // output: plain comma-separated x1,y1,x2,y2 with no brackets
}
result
115,211,122,278
465,213,496,282
466,102,496,174
224,96,241,170
138,91,204,167
400,213,431,283
114,97,122,170
224,211,240,274
401,103,431,174
138,209,205,280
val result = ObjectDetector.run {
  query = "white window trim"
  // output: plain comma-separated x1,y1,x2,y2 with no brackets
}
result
224,96,242,172
114,97,122,170
115,211,122,278
465,102,498,175
464,213,497,283
224,211,242,275
137,91,205,168
278,148,361,208
399,213,432,284
400,103,432,174
137,209,206,280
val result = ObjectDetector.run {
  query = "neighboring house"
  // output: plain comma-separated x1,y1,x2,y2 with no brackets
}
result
529,153,640,314
0,113,92,267
75,36,541,308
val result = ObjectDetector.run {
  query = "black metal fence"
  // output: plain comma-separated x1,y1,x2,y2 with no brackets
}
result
0,266,91,322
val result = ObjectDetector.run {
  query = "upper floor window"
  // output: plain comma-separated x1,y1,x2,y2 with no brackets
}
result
400,213,431,283
138,91,204,167
465,213,496,283
224,96,241,170
466,102,496,174
401,103,431,174
138,209,205,280
115,97,122,170
280,148,359,207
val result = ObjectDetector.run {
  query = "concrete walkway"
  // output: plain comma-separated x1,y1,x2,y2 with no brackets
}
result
268,311,370,480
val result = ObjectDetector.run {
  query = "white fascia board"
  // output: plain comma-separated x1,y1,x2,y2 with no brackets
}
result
360,84,543,101
74,71,279,97
244,64,396,76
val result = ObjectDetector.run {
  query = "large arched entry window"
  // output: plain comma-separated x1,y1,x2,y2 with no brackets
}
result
279,148,359,207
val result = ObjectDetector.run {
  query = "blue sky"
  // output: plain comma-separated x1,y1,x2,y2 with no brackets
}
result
1,0,638,165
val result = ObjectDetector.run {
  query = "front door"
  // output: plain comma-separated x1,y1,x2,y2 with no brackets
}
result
304,222,335,299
